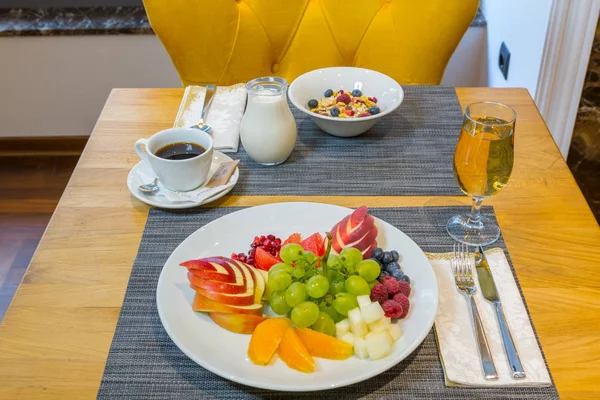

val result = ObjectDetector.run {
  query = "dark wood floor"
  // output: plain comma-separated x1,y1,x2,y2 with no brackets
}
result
0,138,85,321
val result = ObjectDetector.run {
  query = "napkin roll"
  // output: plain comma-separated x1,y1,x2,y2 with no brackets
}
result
174,84,247,153
427,249,552,387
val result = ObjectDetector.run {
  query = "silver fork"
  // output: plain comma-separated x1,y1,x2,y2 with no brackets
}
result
453,243,499,380
191,84,215,134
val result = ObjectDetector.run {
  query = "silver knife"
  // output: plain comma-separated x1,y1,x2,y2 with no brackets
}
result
476,246,526,379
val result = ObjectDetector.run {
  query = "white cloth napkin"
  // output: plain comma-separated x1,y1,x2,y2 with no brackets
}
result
134,162,234,204
427,249,552,387
173,84,247,153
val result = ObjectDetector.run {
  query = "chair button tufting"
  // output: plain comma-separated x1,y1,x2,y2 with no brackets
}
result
271,63,280,74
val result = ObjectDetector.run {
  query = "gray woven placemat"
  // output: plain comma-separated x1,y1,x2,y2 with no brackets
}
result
97,206,558,399
231,86,465,196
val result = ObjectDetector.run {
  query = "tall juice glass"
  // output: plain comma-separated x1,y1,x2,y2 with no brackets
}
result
447,101,516,245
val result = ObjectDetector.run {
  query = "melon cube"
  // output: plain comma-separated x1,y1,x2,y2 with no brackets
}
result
354,338,369,359
340,332,357,345
361,301,385,324
388,324,403,342
357,295,372,310
368,317,391,333
335,319,351,339
365,330,392,360
348,307,368,338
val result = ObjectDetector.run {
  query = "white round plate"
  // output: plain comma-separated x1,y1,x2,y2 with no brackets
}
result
156,202,438,391
127,151,239,209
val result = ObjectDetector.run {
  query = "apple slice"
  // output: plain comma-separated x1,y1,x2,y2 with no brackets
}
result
187,271,247,294
330,206,378,257
209,312,266,334
194,259,255,306
192,293,263,315
182,258,238,283
349,205,368,228
231,259,265,304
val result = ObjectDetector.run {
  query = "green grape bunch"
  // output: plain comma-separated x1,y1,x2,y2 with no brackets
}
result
266,232,381,336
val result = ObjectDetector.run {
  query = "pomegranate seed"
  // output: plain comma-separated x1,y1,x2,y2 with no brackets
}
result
339,90,344,94
264,240,272,247
231,253,238,260
247,257,255,264
267,234,276,240
259,235,266,241
372,97,378,103
248,249,256,256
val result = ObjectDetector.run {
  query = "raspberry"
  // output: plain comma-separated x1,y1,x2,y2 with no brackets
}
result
336,93,351,104
370,283,388,304
381,276,401,296
396,281,411,297
382,300,403,318
392,293,410,318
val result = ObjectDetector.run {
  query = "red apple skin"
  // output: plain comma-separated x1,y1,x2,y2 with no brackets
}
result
331,207,378,255
231,259,265,304
349,205,368,228
187,269,236,283
353,225,378,251
183,257,246,284
195,287,255,306
187,271,246,294
192,293,263,315
209,312,266,334
361,241,377,258
331,220,344,253
342,214,375,245
332,215,374,252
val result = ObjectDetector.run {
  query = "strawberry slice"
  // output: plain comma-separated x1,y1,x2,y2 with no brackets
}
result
255,247,281,271
301,233,325,257
282,233,302,247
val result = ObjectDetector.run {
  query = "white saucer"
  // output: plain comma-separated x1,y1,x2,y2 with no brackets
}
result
127,151,239,209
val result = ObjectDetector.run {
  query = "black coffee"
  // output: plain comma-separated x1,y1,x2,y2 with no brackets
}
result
155,142,206,160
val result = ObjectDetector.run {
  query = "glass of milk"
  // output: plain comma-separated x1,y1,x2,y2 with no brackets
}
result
240,77,297,165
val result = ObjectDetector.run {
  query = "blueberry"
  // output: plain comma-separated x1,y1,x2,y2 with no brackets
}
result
330,107,340,117
387,261,400,271
351,89,362,97
391,250,400,262
308,99,318,109
369,106,381,115
382,251,393,264
391,269,404,280
372,248,384,261
399,274,411,284
384,262,400,274
324,89,334,97
378,271,390,279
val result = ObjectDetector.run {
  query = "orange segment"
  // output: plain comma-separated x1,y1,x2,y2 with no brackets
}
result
295,327,353,360
278,326,316,373
247,318,291,365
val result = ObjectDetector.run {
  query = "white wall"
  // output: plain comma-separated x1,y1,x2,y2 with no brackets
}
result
481,0,552,97
442,26,488,87
0,35,181,137
0,26,485,138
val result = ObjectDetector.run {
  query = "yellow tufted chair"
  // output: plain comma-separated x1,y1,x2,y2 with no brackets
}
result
143,0,479,87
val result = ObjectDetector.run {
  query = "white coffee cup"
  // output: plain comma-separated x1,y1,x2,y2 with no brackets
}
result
134,128,214,191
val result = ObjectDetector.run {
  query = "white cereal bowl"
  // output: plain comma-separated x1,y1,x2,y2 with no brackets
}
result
288,67,404,137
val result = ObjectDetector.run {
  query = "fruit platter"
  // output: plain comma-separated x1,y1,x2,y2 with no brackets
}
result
156,202,438,391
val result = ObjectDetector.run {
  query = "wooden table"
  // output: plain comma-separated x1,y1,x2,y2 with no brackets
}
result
0,88,598,399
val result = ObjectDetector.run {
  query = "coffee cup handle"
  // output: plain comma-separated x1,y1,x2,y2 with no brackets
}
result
134,139,150,163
